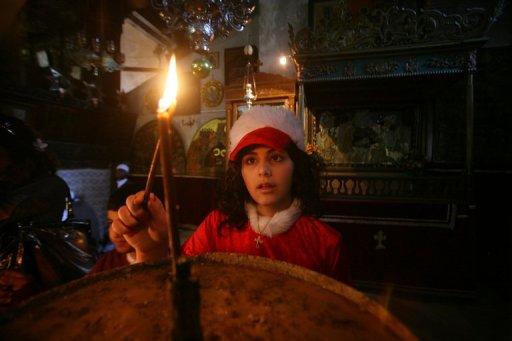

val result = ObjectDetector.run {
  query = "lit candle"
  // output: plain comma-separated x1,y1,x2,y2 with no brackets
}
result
158,55,178,117
157,54,181,278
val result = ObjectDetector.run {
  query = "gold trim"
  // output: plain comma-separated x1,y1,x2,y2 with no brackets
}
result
201,80,224,107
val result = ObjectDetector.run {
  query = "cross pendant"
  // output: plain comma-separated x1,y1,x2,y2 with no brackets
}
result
254,235,263,248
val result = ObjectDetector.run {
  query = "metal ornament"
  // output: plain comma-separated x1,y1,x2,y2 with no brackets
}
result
152,0,257,52
289,2,505,55
243,44,257,108
191,57,213,79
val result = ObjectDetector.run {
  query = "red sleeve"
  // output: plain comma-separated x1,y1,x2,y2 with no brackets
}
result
88,250,129,275
326,236,352,285
181,211,222,257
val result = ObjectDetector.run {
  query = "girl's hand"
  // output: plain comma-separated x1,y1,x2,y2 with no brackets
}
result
109,191,169,263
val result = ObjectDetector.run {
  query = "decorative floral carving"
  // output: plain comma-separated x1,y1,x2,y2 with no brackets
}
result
425,57,464,70
320,174,463,200
364,62,399,76
302,64,337,79
344,62,355,77
404,59,418,73
289,2,503,55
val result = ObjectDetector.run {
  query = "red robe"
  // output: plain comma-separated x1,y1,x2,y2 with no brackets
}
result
90,210,350,283
89,248,129,275
182,211,350,282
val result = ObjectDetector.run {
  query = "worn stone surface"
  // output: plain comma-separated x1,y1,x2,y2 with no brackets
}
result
1,253,416,340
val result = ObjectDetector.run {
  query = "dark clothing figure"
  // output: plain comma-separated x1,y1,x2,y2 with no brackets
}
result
0,174,69,226
0,114,95,308
108,181,142,212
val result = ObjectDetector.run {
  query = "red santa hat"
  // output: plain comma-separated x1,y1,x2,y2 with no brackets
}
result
228,105,305,161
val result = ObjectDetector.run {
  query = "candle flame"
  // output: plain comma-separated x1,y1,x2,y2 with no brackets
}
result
158,54,178,115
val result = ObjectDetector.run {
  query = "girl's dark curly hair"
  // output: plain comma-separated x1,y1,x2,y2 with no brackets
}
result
217,143,324,230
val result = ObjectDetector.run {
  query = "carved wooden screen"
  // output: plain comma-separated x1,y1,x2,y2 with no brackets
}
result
287,1,504,291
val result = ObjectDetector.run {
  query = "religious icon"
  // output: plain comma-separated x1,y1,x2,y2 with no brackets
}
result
201,80,224,107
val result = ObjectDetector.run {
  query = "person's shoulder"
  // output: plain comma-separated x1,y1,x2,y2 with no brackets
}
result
117,181,143,194
89,250,128,275
52,174,69,186
18,174,69,199
204,209,228,223
34,174,68,190
297,215,342,240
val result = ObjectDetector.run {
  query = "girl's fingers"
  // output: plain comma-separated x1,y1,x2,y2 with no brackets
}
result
110,217,134,236
108,223,124,242
126,192,147,220
114,241,132,254
147,194,168,233
117,206,141,230
108,192,169,258
108,226,132,253
109,217,139,252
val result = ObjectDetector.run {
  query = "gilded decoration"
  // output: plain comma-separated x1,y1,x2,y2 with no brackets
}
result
364,62,399,76
186,118,227,177
404,59,418,73
289,2,504,55
425,56,466,70
296,50,476,82
312,108,419,169
201,80,224,107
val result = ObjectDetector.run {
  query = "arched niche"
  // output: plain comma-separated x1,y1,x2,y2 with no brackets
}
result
186,118,227,177
130,120,186,175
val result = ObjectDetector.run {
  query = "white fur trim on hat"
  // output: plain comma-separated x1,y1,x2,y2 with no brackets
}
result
229,106,305,157
116,163,130,172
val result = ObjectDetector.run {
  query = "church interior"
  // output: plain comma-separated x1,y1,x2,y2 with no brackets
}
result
0,0,511,339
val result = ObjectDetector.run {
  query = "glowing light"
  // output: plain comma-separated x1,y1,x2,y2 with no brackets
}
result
158,54,178,116
279,55,287,66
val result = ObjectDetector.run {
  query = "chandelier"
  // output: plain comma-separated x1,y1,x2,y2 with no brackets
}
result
151,0,257,52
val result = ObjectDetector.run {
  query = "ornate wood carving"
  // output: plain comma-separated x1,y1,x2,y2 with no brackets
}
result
320,173,464,201
287,1,506,291
290,2,504,54
295,49,479,82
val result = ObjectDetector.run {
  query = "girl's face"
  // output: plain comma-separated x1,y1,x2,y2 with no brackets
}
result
241,146,294,216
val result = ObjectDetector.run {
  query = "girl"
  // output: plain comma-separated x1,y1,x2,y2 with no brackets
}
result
103,106,350,282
